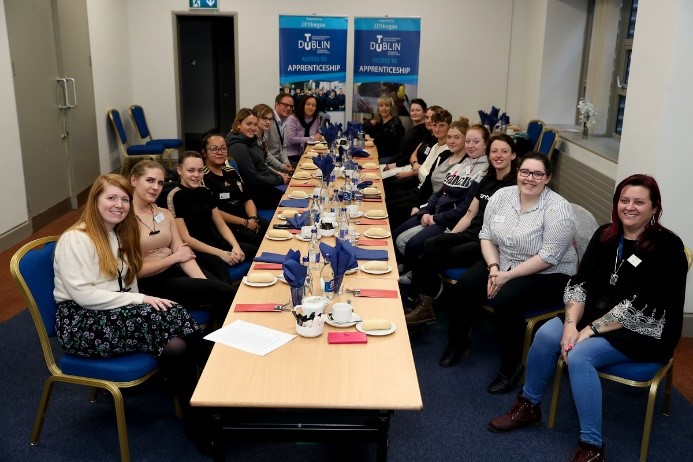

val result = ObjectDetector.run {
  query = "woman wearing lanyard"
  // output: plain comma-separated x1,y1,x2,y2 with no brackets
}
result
253,103,292,175
488,174,687,462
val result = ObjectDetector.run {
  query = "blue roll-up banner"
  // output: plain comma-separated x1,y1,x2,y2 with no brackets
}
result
279,15,348,123
352,17,421,121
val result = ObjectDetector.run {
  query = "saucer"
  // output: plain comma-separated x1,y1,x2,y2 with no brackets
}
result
266,234,293,241
242,276,278,287
359,264,392,275
364,230,391,239
326,312,362,328
356,321,396,336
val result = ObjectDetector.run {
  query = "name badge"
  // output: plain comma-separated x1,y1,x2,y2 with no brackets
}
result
493,215,506,223
627,254,642,267
424,146,431,155
219,192,230,200
153,213,165,224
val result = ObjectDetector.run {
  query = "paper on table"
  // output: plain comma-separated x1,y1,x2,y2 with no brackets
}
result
204,319,295,356
381,165,412,180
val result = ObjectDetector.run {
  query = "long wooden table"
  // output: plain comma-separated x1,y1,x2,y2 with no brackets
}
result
191,143,422,460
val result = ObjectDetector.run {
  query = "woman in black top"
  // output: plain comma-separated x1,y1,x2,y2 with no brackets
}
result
489,174,688,462
170,151,256,284
362,95,405,165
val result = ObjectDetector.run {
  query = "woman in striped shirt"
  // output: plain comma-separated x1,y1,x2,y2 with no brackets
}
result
441,152,577,395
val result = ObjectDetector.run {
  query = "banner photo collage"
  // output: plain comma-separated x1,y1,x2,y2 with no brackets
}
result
279,16,421,126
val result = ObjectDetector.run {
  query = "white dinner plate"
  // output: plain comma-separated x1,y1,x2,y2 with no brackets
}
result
242,276,277,287
356,321,396,336
301,164,318,170
306,140,319,145
326,312,362,328
363,230,391,239
359,264,392,275
364,211,388,219
345,267,358,275
289,192,309,200
266,234,293,241
277,274,287,284
293,173,311,180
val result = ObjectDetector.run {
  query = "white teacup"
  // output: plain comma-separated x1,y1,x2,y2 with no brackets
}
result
346,204,359,217
331,302,353,323
300,226,313,239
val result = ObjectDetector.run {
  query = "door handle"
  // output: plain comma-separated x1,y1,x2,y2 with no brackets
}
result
57,78,69,108
66,77,77,108
616,76,627,90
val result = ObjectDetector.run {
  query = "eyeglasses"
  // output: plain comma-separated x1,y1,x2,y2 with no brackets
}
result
262,116,274,122
206,145,228,154
277,101,294,110
518,168,546,180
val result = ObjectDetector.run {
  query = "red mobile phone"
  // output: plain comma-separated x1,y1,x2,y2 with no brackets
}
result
328,332,368,344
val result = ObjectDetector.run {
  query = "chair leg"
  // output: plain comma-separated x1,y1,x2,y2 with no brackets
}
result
30,376,57,445
663,364,673,416
102,382,131,462
89,386,99,402
547,358,564,428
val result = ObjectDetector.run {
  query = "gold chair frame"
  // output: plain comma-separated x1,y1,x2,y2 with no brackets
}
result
10,236,158,462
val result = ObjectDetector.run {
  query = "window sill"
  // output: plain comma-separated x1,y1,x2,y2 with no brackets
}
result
550,124,619,163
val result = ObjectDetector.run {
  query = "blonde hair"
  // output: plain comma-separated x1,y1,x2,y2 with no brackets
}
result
70,174,142,285
449,116,471,134
373,95,398,124
128,159,165,180
252,103,273,120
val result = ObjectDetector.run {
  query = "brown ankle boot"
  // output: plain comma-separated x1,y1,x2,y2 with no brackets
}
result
405,295,435,325
568,440,605,462
488,392,541,432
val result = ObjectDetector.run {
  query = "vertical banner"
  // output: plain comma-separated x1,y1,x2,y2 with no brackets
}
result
352,17,421,122
279,15,348,125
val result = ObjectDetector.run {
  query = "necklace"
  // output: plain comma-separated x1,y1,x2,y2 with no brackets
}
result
135,204,160,235
610,235,636,285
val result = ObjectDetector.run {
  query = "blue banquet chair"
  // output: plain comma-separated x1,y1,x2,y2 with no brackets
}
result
548,245,692,462
129,104,184,170
526,119,545,150
536,128,559,160
10,236,162,462
108,108,165,175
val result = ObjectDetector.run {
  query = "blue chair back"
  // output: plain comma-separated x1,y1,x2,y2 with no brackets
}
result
527,119,544,149
108,109,129,145
130,105,151,139
16,239,59,337
537,129,558,159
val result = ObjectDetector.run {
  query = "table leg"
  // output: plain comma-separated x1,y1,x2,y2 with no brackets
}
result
376,411,391,461
212,413,225,462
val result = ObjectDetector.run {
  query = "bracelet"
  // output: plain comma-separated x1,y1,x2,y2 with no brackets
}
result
487,263,500,271
590,322,599,335
248,215,258,220
244,219,248,227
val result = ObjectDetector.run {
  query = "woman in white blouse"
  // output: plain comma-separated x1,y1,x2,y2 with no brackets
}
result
441,153,577,396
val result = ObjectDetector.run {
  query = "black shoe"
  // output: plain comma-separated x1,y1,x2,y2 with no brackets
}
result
439,345,463,367
487,364,524,394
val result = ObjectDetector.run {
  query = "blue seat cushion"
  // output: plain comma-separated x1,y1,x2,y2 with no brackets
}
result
127,143,165,155
60,352,158,382
257,210,275,222
228,261,252,282
148,139,183,149
442,267,468,281
600,361,664,382
189,310,211,326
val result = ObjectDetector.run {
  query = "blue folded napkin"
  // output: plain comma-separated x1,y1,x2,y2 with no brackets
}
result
253,252,287,264
274,184,288,193
279,198,310,208
286,211,309,229
319,240,358,277
353,247,389,261
356,180,373,189
282,250,306,288
312,154,335,179
349,146,370,158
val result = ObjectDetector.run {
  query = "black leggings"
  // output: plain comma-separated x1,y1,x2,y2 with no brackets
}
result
193,241,257,285
138,265,236,324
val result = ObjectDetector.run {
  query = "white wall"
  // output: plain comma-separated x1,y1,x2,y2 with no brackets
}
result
123,0,515,137
617,0,693,313
0,0,29,235
86,0,134,173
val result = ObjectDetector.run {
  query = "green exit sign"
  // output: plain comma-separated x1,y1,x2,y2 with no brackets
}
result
189,0,218,9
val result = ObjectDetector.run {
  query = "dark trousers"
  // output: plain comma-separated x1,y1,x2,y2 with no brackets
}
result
230,217,270,248
411,233,482,297
194,241,257,285
448,260,569,375
138,265,236,324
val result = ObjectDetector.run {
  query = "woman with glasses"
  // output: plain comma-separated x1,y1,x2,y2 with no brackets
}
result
253,103,292,175
441,153,577,396
226,108,289,209
285,94,323,161
487,174,687,462
201,132,269,247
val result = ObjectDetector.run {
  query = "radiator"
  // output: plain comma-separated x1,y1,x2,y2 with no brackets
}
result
551,153,614,225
